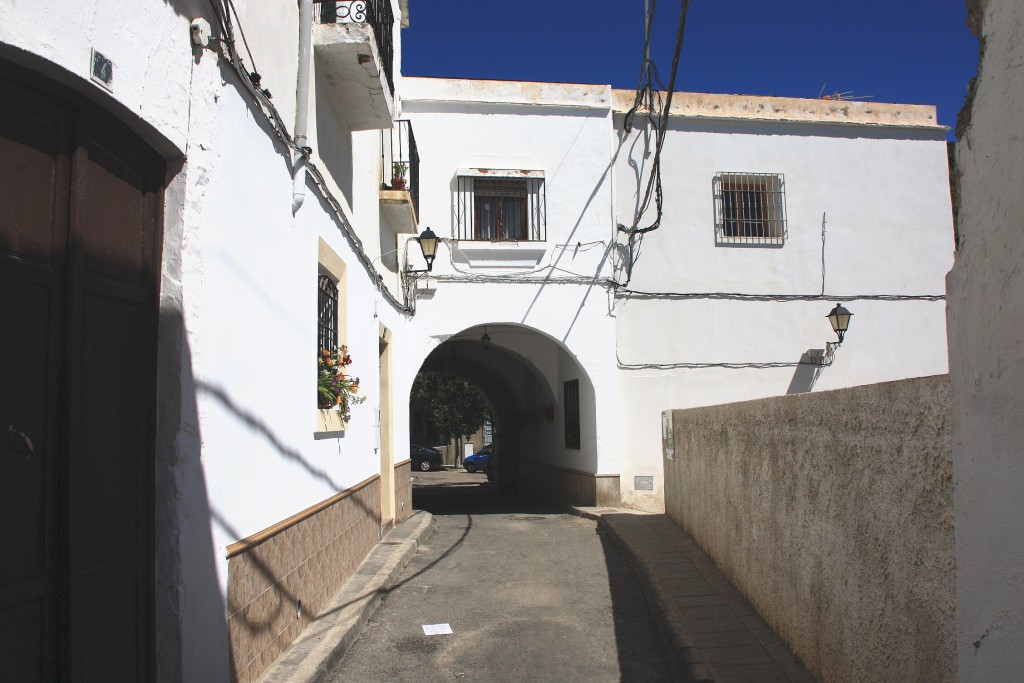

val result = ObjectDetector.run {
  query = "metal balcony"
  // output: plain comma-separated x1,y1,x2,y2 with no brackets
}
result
379,119,420,233
313,1,396,131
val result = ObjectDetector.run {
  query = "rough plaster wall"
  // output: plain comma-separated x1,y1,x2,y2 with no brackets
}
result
948,0,1024,679
665,375,955,683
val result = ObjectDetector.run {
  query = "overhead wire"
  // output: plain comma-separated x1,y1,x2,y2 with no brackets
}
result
617,0,692,239
201,0,411,313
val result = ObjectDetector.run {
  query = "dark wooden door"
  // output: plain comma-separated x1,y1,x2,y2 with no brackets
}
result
0,65,164,681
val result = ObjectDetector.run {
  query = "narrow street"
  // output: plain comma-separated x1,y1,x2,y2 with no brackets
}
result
328,470,674,682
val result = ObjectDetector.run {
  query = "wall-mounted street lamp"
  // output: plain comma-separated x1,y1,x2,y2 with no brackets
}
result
480,326,491,350
406,227,438,274
814,303,853,366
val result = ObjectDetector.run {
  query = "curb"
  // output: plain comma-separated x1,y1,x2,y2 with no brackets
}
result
258,510,436,683
570,507,716,683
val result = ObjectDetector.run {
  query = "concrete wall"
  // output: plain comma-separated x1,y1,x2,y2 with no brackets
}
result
664,375,955,683
948,1,1024,679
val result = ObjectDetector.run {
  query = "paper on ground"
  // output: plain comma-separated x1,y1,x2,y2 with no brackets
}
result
422,623,453,636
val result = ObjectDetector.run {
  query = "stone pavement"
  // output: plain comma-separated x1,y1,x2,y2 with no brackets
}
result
572,507,815,683
258,499,814,683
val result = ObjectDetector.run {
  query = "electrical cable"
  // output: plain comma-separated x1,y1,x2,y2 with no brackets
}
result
618,0,692,238
201,0,411,313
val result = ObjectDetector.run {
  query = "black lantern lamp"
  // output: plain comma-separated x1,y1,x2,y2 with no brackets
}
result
416,227,438,272
406,227,438,275
814,303,853,366
826,303,853,343
480,326,491,350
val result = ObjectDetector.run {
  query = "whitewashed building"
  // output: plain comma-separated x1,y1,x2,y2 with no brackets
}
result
401,77,953,512
0,1,954,681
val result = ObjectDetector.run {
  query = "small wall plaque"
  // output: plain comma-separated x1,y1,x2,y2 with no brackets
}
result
90,48,113,91
634,475,654,491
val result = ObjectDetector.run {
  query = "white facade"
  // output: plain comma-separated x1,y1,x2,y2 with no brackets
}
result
402,77,954,511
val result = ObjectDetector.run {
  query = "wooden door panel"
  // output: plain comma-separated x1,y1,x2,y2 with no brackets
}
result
66,111,162,681
0,597,47,681
76,136,152,286
0,65,163,681
0,76,70,683
0,86,71,265
72,564,139,681
0,277,52,589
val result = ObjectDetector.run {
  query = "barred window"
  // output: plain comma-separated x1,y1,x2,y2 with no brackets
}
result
317,273,339,352
455,171,546,241
564,380,580,449
714,172,787,245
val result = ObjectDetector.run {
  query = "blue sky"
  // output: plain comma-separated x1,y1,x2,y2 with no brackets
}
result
402,2,978,140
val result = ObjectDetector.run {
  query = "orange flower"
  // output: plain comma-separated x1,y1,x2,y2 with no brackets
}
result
321,349,331,356
326,358,334,366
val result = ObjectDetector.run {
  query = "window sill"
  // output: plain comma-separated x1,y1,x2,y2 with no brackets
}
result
452,241,547,269
715,236,786,248
315,408,348,435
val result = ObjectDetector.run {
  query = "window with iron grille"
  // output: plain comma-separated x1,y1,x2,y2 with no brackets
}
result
455,172,546,241
317,273,339,352
713,172,787,245
564,380,580,449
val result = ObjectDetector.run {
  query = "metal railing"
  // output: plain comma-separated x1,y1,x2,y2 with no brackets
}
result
313,1,395,96
381,120,420,216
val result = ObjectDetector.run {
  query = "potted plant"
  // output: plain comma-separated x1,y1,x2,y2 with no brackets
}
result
317,345,366,422
391,161,408,190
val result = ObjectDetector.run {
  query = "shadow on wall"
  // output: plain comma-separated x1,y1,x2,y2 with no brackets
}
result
786,350,825,394
156,308,231,681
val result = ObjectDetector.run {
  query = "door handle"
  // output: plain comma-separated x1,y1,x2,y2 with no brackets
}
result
7,425,34,456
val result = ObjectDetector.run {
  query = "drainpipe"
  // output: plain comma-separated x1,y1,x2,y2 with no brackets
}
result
292,0,313,214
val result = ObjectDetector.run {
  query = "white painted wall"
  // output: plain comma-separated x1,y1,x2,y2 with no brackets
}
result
948,1,1024,680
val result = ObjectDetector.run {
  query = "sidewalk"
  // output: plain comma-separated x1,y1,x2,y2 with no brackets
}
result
257,510,435,683
572,507,815,683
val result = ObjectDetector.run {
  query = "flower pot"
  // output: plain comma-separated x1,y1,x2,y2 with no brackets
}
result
391,177,407,190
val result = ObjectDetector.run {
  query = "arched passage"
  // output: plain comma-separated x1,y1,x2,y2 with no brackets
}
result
410,323,619,507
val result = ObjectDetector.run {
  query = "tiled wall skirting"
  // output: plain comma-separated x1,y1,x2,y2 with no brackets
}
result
519,459,621,507
225,476,381,683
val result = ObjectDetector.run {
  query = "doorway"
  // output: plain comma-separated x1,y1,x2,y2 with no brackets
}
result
0,63,165,681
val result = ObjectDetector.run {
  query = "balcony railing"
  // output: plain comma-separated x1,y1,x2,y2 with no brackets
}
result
314,1,395,96
382,119,420,216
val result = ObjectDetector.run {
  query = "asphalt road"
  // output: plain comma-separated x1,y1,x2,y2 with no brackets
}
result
327,471,674,682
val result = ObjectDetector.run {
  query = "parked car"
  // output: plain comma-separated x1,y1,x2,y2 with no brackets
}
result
410,444,443,472
463,444,492,473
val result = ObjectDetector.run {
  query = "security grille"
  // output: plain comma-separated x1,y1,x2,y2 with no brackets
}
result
714,172,787,245
317,273,339,352
455,175,546,241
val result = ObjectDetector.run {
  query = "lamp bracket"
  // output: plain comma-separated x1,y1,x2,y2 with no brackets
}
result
810,340,842,367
